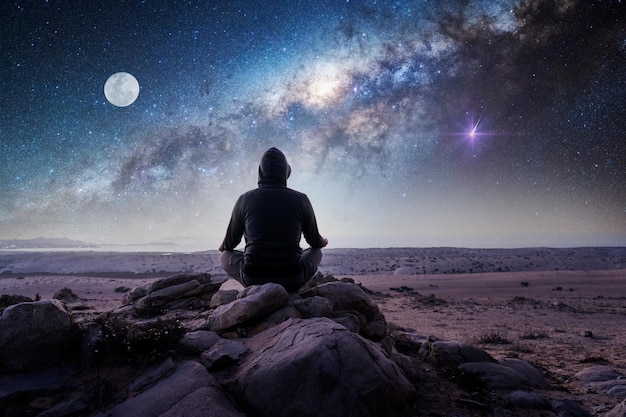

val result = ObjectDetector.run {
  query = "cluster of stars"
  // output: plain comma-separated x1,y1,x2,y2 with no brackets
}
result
0,0,624,248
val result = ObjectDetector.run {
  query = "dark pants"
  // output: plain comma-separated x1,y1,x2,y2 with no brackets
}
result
220,248,323,292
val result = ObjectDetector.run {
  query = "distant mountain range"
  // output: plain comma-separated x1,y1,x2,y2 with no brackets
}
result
0,237,96,249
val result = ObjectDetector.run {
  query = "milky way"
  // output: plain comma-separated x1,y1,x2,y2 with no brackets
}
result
1,0,625,249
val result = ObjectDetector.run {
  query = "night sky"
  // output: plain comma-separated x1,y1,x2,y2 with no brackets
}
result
1,0,625,250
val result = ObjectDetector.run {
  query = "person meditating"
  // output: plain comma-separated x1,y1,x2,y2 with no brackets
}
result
219,147,328,293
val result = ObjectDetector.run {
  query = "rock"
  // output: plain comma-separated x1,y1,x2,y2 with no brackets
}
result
128,357,177,393
419,340,496,368
52,287,80,302
150,273,221,293
551,399,592,417
574,365,626,396
123,274,227,307
227,317,415,417
210,289,239,308
37,398,88,417
200,339,248,369
293,295,333,318
122,286,149,304
158,386,246,417
497,357,549,388
507,390,550,409
331,313,361,333
575,365,621,384
458,358,548,391
97,360,241,417
179,330,222,355
603,399,626,417
459,362,527,391
246,304,302,337
207,283,289,332
606,384,626,397
301,281,383,322
148,279,202,305
361,318,388,340
300,281,387,339
0,299,77,373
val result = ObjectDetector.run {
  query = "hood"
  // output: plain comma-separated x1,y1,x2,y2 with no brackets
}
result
258,147,291,186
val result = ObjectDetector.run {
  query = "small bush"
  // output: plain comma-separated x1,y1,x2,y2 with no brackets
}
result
475,330,511,345
510,341,534,353
95,316,185,364
0,294,33,309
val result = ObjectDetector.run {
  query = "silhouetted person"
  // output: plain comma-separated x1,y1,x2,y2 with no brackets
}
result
219,147,328,292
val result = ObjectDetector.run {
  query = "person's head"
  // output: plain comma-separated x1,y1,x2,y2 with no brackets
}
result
258,147,291,186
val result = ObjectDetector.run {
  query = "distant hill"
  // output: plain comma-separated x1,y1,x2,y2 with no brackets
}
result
0,237,96,249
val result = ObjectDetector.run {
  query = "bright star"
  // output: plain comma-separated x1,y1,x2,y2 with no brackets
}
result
468,110,484,141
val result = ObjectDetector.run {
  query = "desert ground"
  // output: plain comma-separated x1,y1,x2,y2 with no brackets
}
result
1,247,625,414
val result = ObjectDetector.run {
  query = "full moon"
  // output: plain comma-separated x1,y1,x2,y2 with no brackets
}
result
104,72,140,107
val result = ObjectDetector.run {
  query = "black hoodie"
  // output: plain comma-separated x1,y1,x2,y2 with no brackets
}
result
221,147,325,273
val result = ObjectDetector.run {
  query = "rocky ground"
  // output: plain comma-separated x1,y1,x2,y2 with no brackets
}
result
0,248,625,416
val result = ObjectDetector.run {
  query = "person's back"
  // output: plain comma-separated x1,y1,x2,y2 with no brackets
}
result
219,147,328,292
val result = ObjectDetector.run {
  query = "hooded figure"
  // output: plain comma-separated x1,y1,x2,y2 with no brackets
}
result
219,147,328,292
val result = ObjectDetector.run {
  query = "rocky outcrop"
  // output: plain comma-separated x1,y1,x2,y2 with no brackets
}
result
1,271,613,417
0,299,78,373
228,317,415,417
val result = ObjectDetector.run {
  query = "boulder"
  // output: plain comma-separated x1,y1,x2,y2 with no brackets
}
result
507,390,550,410
551,399,592,417
497,357,549,389
179,330,222,355
575,365,621,384
200,338,249,369
227,317,416,417
419,340,496,368
207,283,289,332
574,365,626,396
458,358,548,391
0,299,77,373
459,362,527,391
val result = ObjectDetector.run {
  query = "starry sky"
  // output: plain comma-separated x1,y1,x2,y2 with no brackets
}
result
1,0,625,250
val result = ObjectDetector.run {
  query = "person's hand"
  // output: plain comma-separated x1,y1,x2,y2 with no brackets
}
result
218,243,224,252
321,237,328,248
